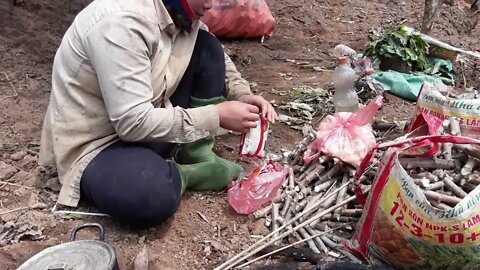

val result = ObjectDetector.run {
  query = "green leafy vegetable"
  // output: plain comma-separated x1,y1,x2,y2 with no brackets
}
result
364,24,430,71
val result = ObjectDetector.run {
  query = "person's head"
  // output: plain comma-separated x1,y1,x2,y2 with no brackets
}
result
186,0,212,20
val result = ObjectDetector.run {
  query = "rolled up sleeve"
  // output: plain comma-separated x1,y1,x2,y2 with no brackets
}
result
83,12,220,143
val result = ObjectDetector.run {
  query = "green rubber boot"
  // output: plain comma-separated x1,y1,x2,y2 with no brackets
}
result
175,157,242,193
175,96,243,193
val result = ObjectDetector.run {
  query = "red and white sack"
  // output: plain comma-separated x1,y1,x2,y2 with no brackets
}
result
201,0,276,39
347,135,480,269
409,82,480,138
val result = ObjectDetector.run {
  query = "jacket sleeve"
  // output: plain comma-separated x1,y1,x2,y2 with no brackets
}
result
199,22,252,100
83,13,220,143
224,52,253,100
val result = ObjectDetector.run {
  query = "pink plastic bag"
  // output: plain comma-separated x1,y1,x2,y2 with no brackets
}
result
353,58,374,79
228,161,287,215
201,0,276,39
303,96,383,168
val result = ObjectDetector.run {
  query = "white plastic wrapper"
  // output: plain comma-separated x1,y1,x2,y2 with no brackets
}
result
240,117,269,158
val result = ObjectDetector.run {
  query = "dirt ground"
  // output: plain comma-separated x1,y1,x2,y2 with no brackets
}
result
1,0,480,269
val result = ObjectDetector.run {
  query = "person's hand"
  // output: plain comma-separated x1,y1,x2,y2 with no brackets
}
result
237,95,278,123
216,101,260,133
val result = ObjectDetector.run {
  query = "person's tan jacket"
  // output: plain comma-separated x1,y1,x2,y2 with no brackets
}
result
39,0,252,207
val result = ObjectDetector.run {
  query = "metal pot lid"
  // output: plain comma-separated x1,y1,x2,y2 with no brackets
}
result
17,240,116,270
17,223,117,270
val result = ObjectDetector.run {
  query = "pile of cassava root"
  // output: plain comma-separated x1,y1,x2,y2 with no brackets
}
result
252,118,480,260
252,126,383,261
400,117,480,210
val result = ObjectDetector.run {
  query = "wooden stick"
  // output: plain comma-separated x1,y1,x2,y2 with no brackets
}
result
321,215,360,222
314,221,346,231
235,225,347,269
462,182,478,193
429,200,452,211
432,168,447,179
304,225,328,253
271,203,280,243
326,233,347,243
455,144,480,160
339,208,363,217
213,182,352,270
443,175,468,198
320,234,363,263
461,157,479,176
310,189,340,227
0,180,34,190
442,143,453,160
410,172,438,182
399,158,455,170
295,162,315,182
1,203,47,215
425,181,444,191
413,177,431,188
52,210,110,217
0,206,30,215
288,166,295,189
281,195,293,217
334,175,349,217
272,192,287,203
231,197,357,269
294,222,321,254
315,163,343,185
300,164,325,187
314,179,337,193
423,190,462,206
301,193,323,216
293,200,308,214
450,118,461,135
284,196,299,222
303,180,337,212
372,122,397,131
442,120,453,160
254,204,273,219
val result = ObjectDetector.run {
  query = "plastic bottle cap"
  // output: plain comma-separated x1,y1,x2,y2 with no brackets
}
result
338,57,349,65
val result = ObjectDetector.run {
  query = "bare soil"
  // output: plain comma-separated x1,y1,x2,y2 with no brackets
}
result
1,0,480,269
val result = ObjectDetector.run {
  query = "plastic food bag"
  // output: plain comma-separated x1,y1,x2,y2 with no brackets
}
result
353,57,375,79
347,135,480,269
228,161,287,215
303,96,383,168
240,117,269,158
201,0,276,39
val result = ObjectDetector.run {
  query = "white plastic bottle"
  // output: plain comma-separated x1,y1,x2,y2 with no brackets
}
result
332,57,359,113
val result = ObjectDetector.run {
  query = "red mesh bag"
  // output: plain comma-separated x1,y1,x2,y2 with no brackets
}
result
201,0,276,39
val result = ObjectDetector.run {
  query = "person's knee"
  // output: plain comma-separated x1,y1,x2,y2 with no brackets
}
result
80,143,183,227
138,189,181,224
197,30,224,63
121,186,182,227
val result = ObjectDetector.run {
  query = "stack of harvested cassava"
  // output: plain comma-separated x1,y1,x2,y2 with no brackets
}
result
252,125,394,260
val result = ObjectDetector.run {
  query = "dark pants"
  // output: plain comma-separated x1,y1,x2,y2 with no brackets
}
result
80,30,227,227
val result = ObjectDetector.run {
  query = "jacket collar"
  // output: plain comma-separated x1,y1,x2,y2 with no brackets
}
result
153,0,177,34
154,0,194,34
